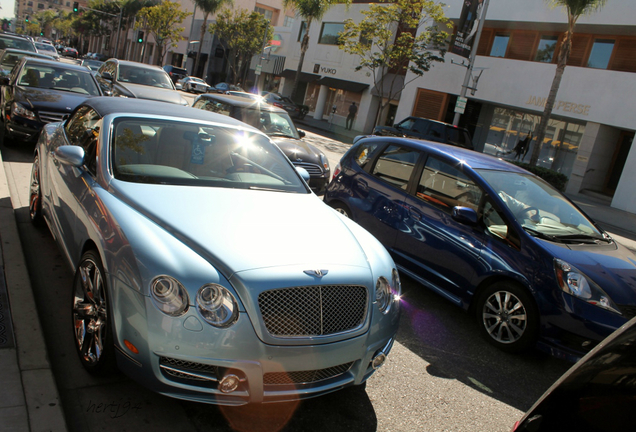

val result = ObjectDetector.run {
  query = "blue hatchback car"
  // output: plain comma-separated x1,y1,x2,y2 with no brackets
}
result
324,136,636,361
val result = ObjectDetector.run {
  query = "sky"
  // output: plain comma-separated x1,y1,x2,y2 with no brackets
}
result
1,0,13,20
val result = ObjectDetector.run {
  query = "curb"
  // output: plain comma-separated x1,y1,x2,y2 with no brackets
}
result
0,152,68,432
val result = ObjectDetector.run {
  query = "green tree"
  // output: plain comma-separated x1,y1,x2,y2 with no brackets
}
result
529,0,608,166
282,0,350,101
137,1,191,65
209,8,273,85
339,0,450,126
192,0,233,78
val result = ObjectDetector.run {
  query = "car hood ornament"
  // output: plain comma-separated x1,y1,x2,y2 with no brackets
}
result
304,269,329,277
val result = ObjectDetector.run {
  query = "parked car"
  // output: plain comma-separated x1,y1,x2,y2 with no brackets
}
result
512,315,636,431
62,47,78,58
0,48,55,77
177,76,212,93
96,59,188,106
0,57,102,144
79,59,104,72
0,33,36,52
34,42,60,60
192,93,331,194
162,64,188,84
372,116,473,150
225,90,263,101
213,82,244,93
28,97,401,404
324,136,636,362
262,92,309,119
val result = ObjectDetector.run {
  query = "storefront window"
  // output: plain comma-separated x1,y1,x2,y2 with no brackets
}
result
318,23,345,45
587,39,614,69
482,107,584,179
535,36,558,63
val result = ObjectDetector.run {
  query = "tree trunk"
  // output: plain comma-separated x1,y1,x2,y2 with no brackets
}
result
292,20,311,102
529,25,575,166
194,12,209,78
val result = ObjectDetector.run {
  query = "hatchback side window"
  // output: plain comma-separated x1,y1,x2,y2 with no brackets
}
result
353,142,382,170
398,118,415,131
415,156,482,212
482,199,520,249
427,122,445,140
371,145,420,189
413,119,430,134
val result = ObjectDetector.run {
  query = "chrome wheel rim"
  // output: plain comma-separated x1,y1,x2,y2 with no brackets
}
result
334,207,349,218
482,290,527,344
29,158,41,220
72,258,107,365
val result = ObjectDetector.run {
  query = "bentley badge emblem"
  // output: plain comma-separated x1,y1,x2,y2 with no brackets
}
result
304,269,329,277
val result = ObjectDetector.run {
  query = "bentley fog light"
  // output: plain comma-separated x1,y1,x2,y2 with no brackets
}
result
196,284,239,327
554,259,621,314
151,276,189,316
219,374,240,393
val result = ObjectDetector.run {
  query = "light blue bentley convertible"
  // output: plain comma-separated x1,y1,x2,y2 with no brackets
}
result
29,97,401,405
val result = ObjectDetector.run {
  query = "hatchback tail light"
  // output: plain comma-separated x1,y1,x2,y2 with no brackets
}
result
332,163,341,180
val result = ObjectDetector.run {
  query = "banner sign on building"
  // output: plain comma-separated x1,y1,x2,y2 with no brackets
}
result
451,0,484,59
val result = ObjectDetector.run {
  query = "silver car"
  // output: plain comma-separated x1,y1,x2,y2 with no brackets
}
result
29,97,401,405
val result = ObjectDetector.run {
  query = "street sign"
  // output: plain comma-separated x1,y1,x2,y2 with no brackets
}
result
455,97,467,114
255,64,262,76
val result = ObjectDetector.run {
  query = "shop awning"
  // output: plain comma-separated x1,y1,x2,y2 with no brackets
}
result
316,76,369,93
279,69,321,82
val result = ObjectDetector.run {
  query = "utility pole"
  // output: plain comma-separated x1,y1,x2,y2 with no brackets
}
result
453,0,490,127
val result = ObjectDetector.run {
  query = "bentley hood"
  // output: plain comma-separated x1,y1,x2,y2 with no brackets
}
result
111,184,372,275
117,82,187,105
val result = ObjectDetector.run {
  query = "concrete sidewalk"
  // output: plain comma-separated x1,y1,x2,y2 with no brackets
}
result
0,153,67,432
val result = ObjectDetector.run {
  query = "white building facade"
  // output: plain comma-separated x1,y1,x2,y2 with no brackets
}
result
271,0,636,214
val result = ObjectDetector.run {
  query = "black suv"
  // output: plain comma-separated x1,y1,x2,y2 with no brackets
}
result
162,65,188,84
372,116,473,150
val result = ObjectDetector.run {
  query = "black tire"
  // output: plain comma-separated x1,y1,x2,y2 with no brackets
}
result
71,250,116,375
29,154,43,225
474,281,539,353
329,201,352,219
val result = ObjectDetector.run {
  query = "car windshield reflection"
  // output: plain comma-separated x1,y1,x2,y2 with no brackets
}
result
477,169,604,240
111,118,307,193
18,64,100,95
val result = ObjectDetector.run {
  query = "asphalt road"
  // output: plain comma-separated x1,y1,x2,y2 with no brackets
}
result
1,116,573,432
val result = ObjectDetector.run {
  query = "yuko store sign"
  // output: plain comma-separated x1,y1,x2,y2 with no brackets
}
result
313,64,337,75
526,95,591,116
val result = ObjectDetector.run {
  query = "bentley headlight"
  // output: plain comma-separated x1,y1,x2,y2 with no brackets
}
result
151,276,189,316
554,259,621,314
196,284,239,327
376,276,392,314
12,102,37,120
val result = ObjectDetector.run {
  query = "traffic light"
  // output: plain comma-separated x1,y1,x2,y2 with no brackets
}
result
40,31,44,36
137,31,144,43
73,2,79,12
25,15,29,22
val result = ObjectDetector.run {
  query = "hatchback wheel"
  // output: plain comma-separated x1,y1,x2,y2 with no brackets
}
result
475,282,538,353
330,201,352,219
29,154,43,225
72,250,116,375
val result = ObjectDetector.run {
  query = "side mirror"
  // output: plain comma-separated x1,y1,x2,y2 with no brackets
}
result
101,71,113,81
298,130,306,138
452,206,478,225
54,145,85,167
295,166,310,182
175,83,182,90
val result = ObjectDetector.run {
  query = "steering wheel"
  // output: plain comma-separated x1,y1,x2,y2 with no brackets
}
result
519,206,540,221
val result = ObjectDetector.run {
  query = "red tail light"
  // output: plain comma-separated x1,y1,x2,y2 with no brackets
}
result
332,163,341,180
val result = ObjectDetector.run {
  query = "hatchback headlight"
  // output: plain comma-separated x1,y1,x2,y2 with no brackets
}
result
12,102,37,120
196,284,239,327
151,276,189,316
554,259,621,314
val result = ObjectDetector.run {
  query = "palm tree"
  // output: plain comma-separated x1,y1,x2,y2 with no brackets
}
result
192,0,233,78
529,0,607,166
283,0,350,101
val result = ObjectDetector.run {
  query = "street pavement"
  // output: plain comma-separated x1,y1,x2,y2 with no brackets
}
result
1,115,636,431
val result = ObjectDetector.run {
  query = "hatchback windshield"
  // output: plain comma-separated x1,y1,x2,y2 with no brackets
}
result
18,64,100,95
477,170,604,240
117,65,173,89
111,118,307,193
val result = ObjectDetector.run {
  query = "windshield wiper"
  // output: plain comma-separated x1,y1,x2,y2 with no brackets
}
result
267,133,297,139
523,226,561,242
553,233,608,243
248,186,293,193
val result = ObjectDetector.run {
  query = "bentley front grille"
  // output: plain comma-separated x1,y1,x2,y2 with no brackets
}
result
258,285,368,337
159,356,219,382
264,362,354,385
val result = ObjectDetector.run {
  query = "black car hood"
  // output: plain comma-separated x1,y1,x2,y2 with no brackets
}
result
270,136,321,165
16,86,95,112
115,82,185,105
